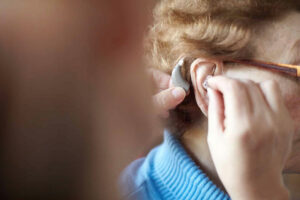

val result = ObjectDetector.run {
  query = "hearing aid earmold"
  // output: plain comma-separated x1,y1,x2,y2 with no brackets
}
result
171,58,190,92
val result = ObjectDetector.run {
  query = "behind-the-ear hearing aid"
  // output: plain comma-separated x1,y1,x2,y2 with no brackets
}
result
171,58,190,92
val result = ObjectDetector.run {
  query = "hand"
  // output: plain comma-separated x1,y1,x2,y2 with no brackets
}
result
148,69,186,118
206,76,294,200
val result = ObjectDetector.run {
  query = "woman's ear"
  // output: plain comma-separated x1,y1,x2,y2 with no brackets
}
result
190,58,223,116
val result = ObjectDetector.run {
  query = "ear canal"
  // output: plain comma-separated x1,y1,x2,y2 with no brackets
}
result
202,62,218,89
171,58,190,92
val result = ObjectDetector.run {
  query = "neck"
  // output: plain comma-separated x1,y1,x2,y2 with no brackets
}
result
181,119,225,189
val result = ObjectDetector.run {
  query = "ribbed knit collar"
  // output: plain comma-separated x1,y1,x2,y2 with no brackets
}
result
151,130,230,200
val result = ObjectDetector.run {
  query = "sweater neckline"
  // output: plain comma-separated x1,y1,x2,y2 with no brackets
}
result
151,130,230,200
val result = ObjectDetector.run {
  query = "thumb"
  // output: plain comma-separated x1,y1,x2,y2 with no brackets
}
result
153,87,186,116
208,88,225,137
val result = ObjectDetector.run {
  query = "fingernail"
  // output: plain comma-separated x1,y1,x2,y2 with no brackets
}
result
172,87,186,100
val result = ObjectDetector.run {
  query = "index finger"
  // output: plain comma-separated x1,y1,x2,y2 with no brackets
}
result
147,68,171,91
208,88,225,135
207,76,251,123
153,87,186,116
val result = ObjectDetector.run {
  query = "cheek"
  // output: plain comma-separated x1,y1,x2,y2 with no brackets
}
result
285,95,300,132
281,84,299,132
282,81,300,126
292,108,300,134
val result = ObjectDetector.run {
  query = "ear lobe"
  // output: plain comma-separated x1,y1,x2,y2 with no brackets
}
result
190,58,223,116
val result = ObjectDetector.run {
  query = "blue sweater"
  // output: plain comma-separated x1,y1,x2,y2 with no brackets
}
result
120,131,230,200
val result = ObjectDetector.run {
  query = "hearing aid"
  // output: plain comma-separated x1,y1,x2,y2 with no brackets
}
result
171,58,190,92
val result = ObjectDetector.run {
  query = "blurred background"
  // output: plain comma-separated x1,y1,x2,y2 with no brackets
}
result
0,0,299,200
0,0,157,199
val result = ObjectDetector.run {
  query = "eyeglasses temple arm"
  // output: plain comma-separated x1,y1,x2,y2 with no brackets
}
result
225,60,300,78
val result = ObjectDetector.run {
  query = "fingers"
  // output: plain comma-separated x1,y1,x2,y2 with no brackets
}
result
153,87,186,117
207,88,225,136
207,76,284,135
238,79,269,114
147,68,171,91
259,80,283,113
207,76,251,121
148,68,186,118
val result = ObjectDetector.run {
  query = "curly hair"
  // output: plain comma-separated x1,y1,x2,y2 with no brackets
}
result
145,0,300,135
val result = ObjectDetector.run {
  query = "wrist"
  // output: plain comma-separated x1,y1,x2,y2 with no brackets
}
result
228,174,289,200
230,185,289,200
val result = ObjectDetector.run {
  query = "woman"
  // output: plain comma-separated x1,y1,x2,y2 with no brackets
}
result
121,0,300,199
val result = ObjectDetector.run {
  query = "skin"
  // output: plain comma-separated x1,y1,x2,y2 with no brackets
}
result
150,68,186,118
152,11,300,198
222,11,300,173
207,77,293,199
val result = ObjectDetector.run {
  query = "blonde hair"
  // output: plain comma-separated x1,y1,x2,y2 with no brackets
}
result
146,0,300,135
